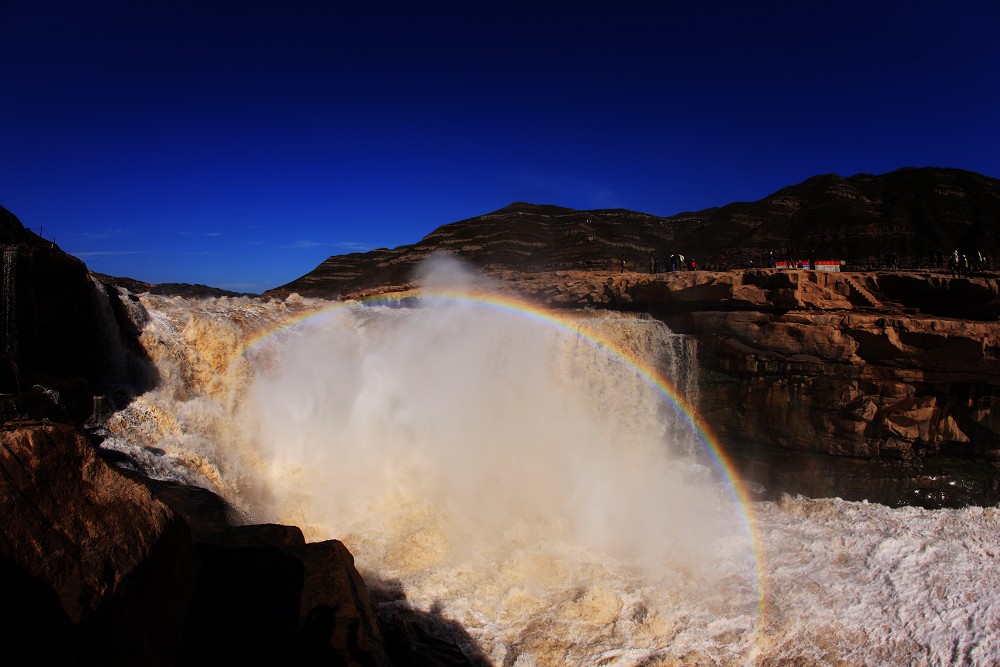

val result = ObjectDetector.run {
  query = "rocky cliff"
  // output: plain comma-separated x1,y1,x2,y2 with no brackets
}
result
0,206,153,417
262,168,1000,507
498,268,1000,507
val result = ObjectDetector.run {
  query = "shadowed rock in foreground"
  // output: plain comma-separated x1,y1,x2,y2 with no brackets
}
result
0,419,393,665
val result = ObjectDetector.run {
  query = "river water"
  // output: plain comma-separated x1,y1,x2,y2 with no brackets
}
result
97,266,1000,666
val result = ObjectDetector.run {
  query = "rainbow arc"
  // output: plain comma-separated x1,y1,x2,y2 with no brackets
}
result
239,286,770,628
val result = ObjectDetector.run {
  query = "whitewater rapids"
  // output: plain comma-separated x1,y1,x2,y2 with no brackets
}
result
98,271,1000,665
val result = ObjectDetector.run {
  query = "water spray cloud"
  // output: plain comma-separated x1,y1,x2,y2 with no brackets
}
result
238,257,767,625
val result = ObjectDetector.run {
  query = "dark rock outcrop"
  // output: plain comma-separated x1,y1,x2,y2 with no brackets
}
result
0,421,198,663
0,206,155,423
177,522,391,666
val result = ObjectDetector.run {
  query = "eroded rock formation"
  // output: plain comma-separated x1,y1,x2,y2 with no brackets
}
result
503,268,1000,506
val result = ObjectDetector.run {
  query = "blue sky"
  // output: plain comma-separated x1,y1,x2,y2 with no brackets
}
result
2,1,998,293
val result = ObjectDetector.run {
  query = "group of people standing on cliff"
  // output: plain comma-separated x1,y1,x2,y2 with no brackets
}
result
619,254,724,273
616,248,993,275
948,250,989,276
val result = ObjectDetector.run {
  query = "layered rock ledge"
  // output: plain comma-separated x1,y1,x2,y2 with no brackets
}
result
493,268,1000,507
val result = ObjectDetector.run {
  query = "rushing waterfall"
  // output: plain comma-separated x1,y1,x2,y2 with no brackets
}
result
574,312,700,455
2,247,19,388
98,261,1000,665
87,276,130,383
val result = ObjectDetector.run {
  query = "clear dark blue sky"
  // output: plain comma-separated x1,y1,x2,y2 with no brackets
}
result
2,1,998,292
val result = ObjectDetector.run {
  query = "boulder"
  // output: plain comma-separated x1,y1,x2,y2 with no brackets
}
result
0,421,198,663
176,522,392,666
0,420,394,665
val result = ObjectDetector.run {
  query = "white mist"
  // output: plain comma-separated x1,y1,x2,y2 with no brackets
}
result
241,258,741,574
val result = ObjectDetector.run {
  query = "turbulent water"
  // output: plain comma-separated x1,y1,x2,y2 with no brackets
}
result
98,263,1000,666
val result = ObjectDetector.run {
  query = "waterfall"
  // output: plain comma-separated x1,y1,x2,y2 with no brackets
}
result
661,331,700,453
87,276,130,384
570,312,701,455
2,247,19,389
94,282,1000,665
662,331,699,407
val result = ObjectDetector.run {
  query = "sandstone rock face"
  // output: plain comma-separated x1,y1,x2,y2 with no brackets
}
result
511,268,1000,321
504,269,1000,506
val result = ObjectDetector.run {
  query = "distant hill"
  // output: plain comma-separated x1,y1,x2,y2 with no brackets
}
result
264,166,1000,298
93,274,257,298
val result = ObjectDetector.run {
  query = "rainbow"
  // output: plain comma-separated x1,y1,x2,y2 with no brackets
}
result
239,286,770,627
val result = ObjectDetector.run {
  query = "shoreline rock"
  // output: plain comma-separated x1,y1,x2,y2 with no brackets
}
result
0,419,394,665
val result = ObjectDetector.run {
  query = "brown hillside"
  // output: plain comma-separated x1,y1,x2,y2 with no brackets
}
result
266,167,1000,298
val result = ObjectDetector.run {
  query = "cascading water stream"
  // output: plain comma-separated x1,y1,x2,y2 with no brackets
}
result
98,259,1000,665
2,247,20,388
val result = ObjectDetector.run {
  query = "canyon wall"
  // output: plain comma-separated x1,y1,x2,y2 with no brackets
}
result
505,268,1000,507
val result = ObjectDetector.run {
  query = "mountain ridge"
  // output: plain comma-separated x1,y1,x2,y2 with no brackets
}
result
266,166,1000,299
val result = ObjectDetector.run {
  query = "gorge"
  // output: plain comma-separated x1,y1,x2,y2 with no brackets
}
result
3,166,1000,664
